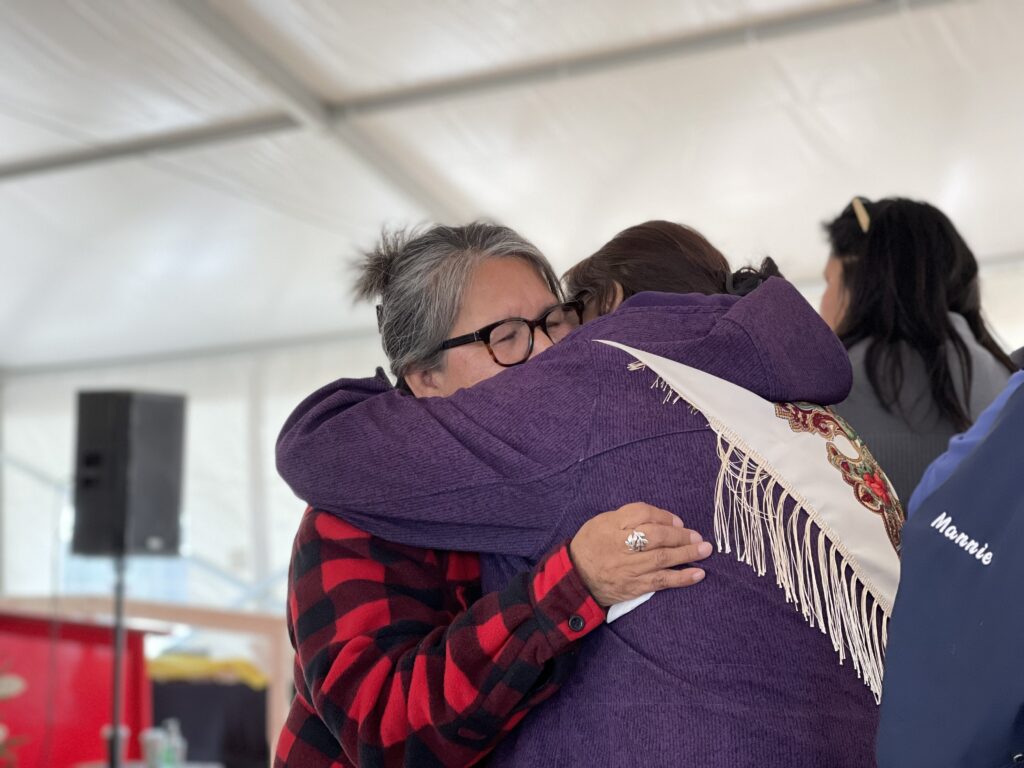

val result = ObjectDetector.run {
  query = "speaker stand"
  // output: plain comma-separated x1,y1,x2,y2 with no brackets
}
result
108,553,127,768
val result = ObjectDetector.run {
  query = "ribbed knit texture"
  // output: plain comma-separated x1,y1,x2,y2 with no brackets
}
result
278,279,879,767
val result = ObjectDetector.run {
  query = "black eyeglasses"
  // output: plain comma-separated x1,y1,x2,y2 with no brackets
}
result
438,300,584,367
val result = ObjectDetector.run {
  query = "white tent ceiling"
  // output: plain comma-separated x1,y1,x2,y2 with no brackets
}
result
3,0,1024,370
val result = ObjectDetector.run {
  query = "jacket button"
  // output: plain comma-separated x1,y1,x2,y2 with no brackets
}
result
1012,754,1023,764
568,615,586,632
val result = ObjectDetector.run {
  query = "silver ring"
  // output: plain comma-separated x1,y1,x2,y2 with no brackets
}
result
625,529,648,553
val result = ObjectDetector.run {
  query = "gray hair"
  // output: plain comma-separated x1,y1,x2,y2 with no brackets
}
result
356,222,561,381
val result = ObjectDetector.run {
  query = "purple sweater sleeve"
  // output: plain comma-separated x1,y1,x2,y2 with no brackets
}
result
276,280,850,557
276,340,598,558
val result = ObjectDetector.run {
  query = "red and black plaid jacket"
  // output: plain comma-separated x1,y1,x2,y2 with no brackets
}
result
274,508,605,767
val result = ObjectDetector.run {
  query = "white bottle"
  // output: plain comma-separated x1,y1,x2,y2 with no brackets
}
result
140,727,167,768
162,719,187,767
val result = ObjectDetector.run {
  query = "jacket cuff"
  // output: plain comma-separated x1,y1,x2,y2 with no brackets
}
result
528,542,606,656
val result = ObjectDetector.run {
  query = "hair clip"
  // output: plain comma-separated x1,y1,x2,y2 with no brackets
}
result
724,270,736,295
852,197,871,234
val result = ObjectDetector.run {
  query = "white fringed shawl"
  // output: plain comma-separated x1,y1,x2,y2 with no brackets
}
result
602,341,904,702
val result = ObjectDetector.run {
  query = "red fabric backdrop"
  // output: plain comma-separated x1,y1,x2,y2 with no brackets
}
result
0,613,151,767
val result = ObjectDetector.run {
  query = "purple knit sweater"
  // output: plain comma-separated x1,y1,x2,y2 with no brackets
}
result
277,279,877,767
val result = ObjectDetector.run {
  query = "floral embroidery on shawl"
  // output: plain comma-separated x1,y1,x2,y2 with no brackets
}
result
774,402,904,553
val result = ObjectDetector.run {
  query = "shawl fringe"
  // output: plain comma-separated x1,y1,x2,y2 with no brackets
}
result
633,363,888,702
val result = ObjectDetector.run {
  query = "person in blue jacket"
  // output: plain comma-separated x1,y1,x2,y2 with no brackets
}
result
877,369,1024,767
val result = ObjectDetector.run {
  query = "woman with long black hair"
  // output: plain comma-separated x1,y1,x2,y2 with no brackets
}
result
820,196,1017,505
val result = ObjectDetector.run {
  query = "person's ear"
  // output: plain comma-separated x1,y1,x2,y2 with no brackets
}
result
606,281,625,313
404,366,446,398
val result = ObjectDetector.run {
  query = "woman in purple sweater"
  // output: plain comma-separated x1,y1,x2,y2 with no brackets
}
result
278,222,884,767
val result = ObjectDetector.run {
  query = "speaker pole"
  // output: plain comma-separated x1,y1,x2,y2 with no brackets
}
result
108,552,127,768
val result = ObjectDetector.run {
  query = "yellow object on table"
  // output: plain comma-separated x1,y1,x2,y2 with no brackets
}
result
147,654,268,690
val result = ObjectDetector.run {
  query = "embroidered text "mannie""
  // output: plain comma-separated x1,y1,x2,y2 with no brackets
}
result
930,512,994,565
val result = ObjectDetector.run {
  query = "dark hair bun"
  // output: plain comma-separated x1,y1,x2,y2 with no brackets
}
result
727,257,783,296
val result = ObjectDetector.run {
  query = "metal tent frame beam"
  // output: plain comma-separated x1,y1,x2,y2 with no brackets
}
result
332,0,950,118
0,113,297,179
0,0,954,188
166,0,475,222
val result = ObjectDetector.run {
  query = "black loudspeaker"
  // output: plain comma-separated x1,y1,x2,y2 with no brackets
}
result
72,391,186,556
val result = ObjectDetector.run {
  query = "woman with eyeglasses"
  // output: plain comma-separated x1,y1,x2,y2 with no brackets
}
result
278,220,889,767
819,197,1016,507
275,223,712,768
